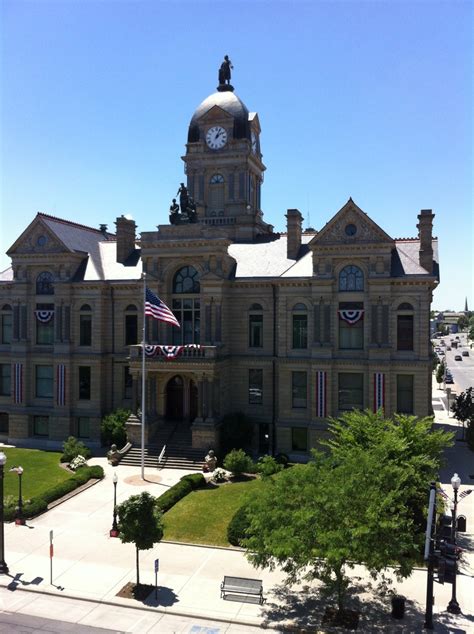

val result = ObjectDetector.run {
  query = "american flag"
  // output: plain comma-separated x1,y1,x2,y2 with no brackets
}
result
145,288,180,328
459,490,472,501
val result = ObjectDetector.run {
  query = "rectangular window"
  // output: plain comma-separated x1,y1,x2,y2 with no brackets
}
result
338,373,363,411
33,415,49,437
79,314,92,346
292,371,307,408
35,365,53,398
397,375,414,414
249,369,263,404
1,313,12,344
397,316,414,351
249,314,263,348
77,417,90,439
339,302,363,349
79,366,91,400
36,303,54,345
292,314,308,349
291,427,308,452
124,366,133,399
172,299,200,345
0,364,11,396
125,315,138,345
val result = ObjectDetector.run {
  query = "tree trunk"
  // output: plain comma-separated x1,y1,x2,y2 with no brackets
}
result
334,564,345,613
136,546,140,586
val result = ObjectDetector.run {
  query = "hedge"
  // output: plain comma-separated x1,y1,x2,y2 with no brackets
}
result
227,504,251,546
4,464,105,522
156,473,205,513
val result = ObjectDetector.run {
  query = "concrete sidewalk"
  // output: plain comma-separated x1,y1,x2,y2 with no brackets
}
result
0,383,473,632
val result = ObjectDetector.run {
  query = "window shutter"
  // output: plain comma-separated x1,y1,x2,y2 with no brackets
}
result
381,305,389,344
314,304,321,343
323,304,331,343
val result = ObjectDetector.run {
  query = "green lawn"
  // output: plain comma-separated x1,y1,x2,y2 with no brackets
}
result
1,448,70,501
163,478,264,547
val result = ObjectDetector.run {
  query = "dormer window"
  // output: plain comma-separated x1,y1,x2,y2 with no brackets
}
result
36,271,54,295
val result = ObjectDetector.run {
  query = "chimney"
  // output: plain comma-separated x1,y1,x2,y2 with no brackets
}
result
416,209,435,273
115,215,137,264
286,208,303,260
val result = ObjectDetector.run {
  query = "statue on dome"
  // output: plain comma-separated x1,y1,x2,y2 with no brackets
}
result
218,55,233,86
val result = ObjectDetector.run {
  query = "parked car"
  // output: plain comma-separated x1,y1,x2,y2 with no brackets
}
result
454,355,462,361
447,346,451,351
462,350,469,357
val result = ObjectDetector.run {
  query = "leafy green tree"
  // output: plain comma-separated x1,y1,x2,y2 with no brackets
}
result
100,408,130,447
435,359,445,387
61,436,91,463
256,455,283,478
451,387,474,448
457,315,468,330
223,449,254,476
243,411,452,615
117,492,164,586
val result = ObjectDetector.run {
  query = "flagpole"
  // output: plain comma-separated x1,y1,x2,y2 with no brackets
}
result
141,273,147,480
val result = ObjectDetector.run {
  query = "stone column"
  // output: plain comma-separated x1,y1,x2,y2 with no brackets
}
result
206,377,215,423
193,377,204,424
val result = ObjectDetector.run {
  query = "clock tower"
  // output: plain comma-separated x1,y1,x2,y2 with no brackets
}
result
183,60,273,240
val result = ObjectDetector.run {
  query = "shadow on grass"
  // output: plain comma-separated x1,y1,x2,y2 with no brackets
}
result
261,578,473,632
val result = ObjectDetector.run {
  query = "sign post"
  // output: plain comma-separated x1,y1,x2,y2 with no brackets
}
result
154,558,159,601
49,530,54,585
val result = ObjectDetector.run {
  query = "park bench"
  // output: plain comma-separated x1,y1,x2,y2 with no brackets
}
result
220,576,264,604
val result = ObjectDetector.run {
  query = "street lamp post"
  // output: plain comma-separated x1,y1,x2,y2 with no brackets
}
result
447,472,461,615
110,472,119,537
10,466,24,526
0,451,9,574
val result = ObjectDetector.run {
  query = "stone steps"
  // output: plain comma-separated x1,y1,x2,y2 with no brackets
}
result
119,446,203,471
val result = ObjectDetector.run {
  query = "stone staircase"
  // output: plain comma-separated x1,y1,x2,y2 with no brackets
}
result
119,422,204,471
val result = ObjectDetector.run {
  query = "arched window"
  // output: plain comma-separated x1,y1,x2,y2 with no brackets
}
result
339,265,364,292
209,174,225,214
292,303,308,349
173,266,200,294
172,267,200,345
79,304,92,346
0,304,12,344
249,304,263,348
397,302,414,351
36,271,54,295
124,304,138,346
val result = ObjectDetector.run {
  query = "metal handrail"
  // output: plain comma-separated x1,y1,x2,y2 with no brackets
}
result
158,445,166,465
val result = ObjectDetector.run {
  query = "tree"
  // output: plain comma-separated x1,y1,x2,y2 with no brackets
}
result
435,359,445,387
117,492,164,586
100,408,130,447
457,315,468,330
451,387,474,447
243,410,452,615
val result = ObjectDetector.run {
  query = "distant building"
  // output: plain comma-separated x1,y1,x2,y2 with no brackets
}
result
0,67,440,458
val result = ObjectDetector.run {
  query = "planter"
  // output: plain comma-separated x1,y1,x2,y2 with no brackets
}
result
391,595,406,619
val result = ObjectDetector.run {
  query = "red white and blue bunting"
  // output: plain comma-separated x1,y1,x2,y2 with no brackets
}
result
144,344,201,360
57,364,66,406
35,310,54,323
13,363,23,404
374,372,385,412
316,370,327,418
338,309,364,325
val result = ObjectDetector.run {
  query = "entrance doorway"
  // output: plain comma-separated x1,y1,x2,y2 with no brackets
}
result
166,376,184,421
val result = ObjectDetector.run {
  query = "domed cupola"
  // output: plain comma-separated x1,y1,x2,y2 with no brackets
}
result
188,90,251,143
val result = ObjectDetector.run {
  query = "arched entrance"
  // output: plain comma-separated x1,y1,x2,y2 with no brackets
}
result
166,375,184,421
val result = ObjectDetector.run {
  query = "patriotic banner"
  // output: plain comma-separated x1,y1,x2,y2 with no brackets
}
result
144,344,201,360
338,309,364,325
35,310,54,323
56,364,66,406
145,288,180,328
13,363,23,404
459,490,472,501
316,370,327,418
374,372,385,412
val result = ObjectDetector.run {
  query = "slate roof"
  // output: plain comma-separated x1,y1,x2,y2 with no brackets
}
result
392,239,439,276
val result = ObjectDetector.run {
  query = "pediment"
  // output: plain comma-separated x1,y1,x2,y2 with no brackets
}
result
198,105,234,125
310,199,394,247
7,216,71,257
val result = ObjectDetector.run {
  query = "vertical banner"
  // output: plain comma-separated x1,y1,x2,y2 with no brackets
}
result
316,371,327,418
13,363,23,404
374,372,385,412
56,364,66,406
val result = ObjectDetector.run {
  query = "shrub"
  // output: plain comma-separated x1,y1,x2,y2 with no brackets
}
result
180,473,205,489
223,449,254,476
274,452,289,467
466,420,474,451
256,455,283,478
69,455,87,471
156,479,193,513
227,504,251,547
220,412,255,454
61,436,92,463
100,408,130,448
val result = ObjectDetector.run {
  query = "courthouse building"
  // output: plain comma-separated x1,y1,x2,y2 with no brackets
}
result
0,67,439,458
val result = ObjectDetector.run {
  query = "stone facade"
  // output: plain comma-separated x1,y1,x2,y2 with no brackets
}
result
0,78,439,459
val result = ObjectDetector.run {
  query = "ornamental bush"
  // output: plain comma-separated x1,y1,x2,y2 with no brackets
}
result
223,449,254,476
227,504,251,546
100,408,130,448
256,455,283,478
61,436,92,463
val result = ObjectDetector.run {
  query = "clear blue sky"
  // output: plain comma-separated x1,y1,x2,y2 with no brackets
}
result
1,0,472,310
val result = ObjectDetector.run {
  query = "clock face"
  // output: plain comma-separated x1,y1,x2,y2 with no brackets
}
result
251,131,258,154
206,126,227,149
